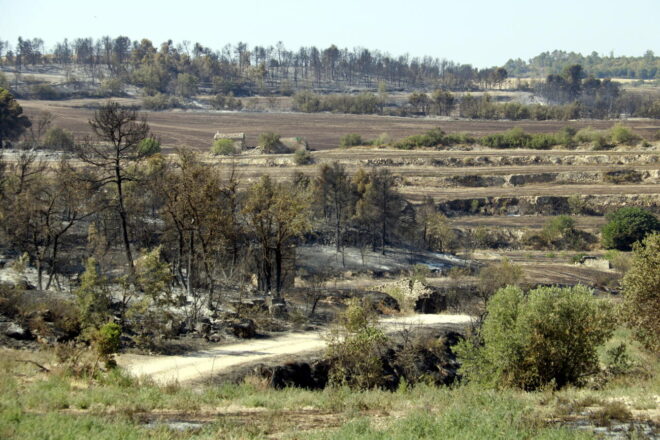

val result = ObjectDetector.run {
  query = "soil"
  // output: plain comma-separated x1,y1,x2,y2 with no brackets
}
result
117,313,472,384
19,99,660,151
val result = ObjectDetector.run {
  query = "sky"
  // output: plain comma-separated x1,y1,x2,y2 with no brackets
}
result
1,0,658,68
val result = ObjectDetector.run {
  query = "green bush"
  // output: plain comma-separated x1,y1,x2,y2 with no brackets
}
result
42,127,74,151
136,137,161,157
94,322,121,368
339,133,363,148
211,138,237,155
609,124,640,146
455,285,615,390
621,233,660,351
30,83,59,100
292,90,322,112
259,132,283,153
326,299,388,389
141,93,180,110
99,78,124,97
394,128,475,150
293,148,313,165
601,207,660,251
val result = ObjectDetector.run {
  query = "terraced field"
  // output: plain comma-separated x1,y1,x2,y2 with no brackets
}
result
19,99,660,150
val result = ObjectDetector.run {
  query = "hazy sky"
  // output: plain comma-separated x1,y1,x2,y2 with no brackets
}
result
1,0,658,67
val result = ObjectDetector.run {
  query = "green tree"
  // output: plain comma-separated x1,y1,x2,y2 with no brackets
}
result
174,73,199,98
601,207,660,251
621,233,660,351
456,285,614,390
43,126,74,151
75,258,111,329
0,88,31,148
137,137,161,156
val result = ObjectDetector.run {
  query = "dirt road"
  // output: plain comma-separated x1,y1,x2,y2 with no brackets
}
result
117,313,472,384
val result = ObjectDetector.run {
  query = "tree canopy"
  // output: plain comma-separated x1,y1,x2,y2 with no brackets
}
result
601,207,660,251
0,88,31,148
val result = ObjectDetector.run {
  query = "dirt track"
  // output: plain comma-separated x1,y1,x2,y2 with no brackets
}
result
19,100,659,150
117,313,472,384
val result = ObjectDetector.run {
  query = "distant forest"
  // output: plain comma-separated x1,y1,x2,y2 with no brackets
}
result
505,50,659,80
2,37,657,95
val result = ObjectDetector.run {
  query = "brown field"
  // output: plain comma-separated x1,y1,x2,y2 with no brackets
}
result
19,99,660,151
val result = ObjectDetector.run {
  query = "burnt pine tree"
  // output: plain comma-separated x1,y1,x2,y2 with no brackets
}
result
76,101,151,276
315,162,355,252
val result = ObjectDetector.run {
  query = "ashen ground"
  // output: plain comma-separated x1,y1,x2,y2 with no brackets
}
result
118,313,472,384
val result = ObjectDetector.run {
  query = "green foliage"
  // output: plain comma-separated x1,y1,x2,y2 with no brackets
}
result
394,128,475,150
174,73,198,98
42,126,74,151
99,77,124,97
476,258,523,300
601,207,660,251
94,322,121,367
75,258,111,329
259,132,283,153
29,83,59,100
211,138,237,155
135,246,172,305
609,124,640,146
292,90,322,112
339,133,363,148
210,93,243,110
480,127,558,150
621,233,660,351
456,285,615,390
0,88,31,147
327,299,388,389
137,137,161,156
293,148,313,165
141,92,180,110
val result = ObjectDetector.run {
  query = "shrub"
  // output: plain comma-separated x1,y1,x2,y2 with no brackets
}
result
30,83,59,100
94,322,121,368
476,258,523,304
142,93,180,110
609,124,640,146
293,148,312,165
137,137,161,157
455,285,615,390
292,90,322,112
99,78,124,97
601,207,660,251
339,133,363,148
42,127,74,151
259,132,284,153
326,298,388,389
211,138,237,155
621,233,660,351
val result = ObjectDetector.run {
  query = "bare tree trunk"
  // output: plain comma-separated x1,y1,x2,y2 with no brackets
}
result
115,165,134,276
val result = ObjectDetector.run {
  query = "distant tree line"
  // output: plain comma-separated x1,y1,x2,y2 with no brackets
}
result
0,36,510,94
504,50,659,79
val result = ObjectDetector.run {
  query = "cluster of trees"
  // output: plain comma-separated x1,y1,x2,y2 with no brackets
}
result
0,36,509,95
0,101,458,302
505,50,659,79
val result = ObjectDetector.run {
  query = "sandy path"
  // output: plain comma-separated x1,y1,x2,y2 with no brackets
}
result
118,313,472,384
